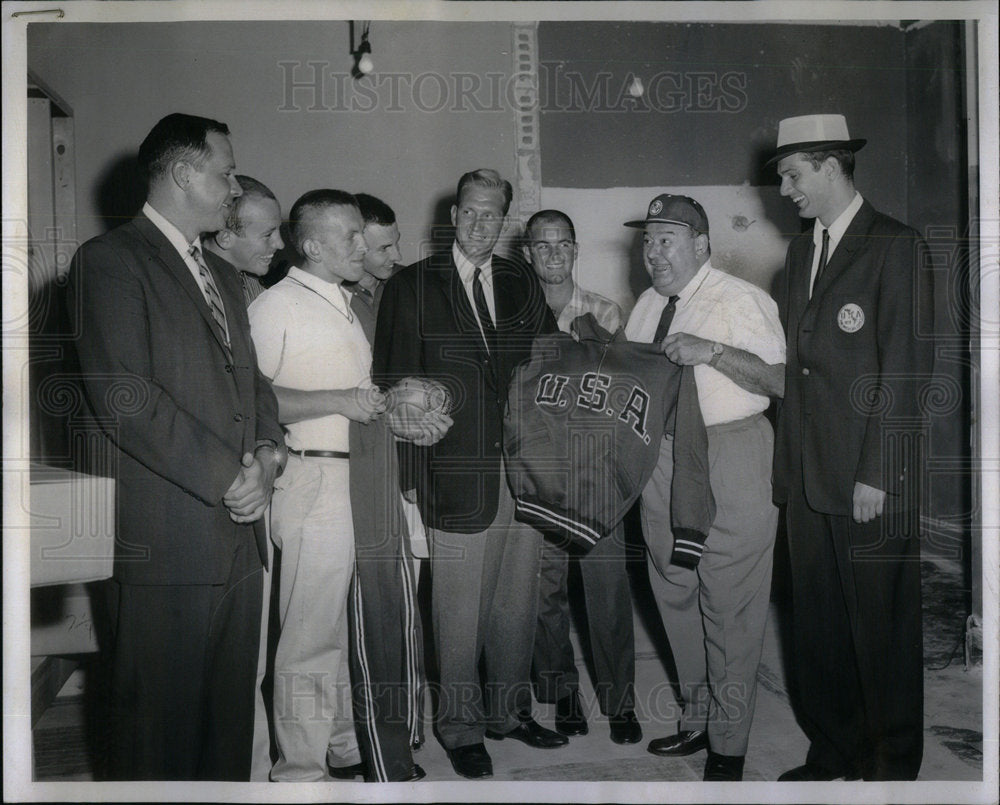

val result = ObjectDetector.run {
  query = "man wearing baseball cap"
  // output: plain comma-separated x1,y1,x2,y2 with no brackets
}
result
769,114,934,781
623,194,785,781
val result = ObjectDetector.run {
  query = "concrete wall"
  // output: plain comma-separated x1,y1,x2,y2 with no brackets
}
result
27,21,520,262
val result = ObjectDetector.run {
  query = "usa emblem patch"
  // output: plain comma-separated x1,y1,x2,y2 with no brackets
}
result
837,303,865,333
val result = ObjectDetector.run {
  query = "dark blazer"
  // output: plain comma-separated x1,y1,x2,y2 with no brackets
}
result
372,250,555,533
68,214,282,584
772,200,935,514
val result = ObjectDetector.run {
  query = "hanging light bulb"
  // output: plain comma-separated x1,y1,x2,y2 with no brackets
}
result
628,74,645,98
352,21,374,79
358,49,374,75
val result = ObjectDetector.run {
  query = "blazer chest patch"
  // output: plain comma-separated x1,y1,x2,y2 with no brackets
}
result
837,303,865,333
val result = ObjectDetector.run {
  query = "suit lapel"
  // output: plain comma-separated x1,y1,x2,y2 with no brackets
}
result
132,215,234,357
430,251,497,388
810,201,876,302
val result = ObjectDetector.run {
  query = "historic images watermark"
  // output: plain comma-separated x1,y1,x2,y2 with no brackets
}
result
277,61,749,114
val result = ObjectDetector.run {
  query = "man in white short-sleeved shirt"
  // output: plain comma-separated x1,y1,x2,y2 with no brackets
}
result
248,190,390,782
623,194,785,782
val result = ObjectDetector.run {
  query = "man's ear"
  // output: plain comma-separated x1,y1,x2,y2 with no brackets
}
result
694,232,710,256
450,205,458,228
214,229,234,250
521,244,533,265
170,160,191,191
301,237,321,264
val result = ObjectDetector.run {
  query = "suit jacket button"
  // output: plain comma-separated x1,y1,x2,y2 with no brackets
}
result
801,367,810,376
494,441,501,449
233,413,244,422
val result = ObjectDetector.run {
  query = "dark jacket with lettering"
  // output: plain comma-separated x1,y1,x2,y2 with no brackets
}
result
504,314,714,558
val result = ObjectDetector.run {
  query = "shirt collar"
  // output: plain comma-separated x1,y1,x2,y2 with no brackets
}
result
675,260,713,307
143,202,200,261
452,241,493,286
287,265,352,313
814,191,863,249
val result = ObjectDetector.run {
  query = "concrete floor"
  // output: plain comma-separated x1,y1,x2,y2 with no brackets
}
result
31,537,986,801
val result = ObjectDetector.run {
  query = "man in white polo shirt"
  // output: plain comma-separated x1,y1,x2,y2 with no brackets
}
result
248,189,393,782
624,194,785,781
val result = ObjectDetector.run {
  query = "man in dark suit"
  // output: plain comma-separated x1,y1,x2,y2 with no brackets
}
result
372,169,565,779
68,113,284,780
769,114,934,781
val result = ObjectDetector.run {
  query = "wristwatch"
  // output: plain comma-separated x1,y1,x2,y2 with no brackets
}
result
255,438,288,477
708,342,725,368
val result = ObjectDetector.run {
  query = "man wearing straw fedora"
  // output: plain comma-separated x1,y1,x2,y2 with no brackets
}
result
769,114,934,781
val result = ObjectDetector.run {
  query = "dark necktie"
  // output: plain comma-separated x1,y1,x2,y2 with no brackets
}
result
473,266,497,354
815,228,830,284
189,245,230,346
652,295,680,344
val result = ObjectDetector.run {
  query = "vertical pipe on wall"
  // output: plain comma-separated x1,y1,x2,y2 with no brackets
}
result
511,22,542,234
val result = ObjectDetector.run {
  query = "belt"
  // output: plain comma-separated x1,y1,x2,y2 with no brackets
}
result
288,448,350,459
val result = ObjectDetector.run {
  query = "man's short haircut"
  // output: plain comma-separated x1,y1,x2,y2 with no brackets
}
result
801,149,856,181
137,113,230,183
355,193,396,227
288,189,359,254
225,175,278,235
456,169,513,215
525,209,576,245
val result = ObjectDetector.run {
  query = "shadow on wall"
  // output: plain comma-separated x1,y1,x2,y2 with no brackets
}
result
92,154,146,235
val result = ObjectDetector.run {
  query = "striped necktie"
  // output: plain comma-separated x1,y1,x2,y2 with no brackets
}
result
189,245,230,346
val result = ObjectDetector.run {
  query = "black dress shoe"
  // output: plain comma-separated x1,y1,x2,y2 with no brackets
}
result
704,751,745,781
398,763,426,782
329,761,367,779
778,762,860,781
447,743,493,779
609,711,643,744
647,729,708,757
555,691,589,736
486,717,569,748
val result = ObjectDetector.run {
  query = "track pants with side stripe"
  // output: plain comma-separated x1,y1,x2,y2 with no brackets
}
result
348,418,425,782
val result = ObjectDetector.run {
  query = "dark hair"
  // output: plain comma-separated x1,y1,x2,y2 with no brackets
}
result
288,189,358,253
355,193,396,227
455,169,513,215
225,175,278,235
801,149,856,181
524,209,576,245
137,113,230,182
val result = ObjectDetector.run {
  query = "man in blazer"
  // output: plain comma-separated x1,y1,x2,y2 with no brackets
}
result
769,115,934,781
372,169,564,779
68,114,284,780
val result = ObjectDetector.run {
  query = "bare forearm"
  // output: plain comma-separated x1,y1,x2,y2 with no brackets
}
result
272,386,350,424
713,347,785,398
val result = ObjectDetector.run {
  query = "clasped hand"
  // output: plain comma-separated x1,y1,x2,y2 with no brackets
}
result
224,451,279,523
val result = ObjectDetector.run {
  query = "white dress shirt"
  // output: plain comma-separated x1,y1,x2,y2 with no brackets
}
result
625,261,785,427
